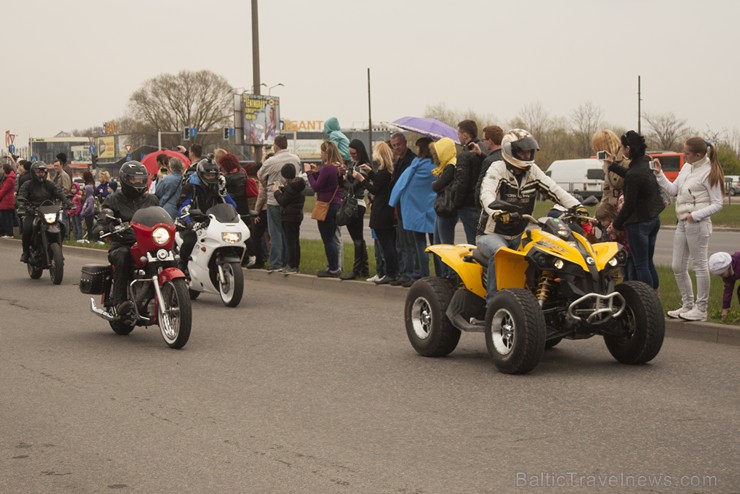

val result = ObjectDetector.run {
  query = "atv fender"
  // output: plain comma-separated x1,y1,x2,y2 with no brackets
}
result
426,244,486,299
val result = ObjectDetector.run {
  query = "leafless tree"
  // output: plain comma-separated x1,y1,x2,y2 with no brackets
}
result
644,112,689,151
129,70,233,134
423,103,497,136
570,102,604,157
511,102,555,139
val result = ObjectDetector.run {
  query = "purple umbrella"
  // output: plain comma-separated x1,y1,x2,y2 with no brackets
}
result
392,116,460,144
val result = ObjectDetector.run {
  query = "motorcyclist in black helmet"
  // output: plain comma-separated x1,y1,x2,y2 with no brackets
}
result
92,161,160,318
176,157,237,273
15,161,73,263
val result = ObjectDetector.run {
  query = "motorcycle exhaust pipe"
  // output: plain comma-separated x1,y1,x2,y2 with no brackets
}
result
89,297,117,322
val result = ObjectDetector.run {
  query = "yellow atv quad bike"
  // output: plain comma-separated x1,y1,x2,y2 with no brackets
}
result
404,201,664,375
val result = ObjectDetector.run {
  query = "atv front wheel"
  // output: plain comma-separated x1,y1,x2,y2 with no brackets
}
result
404,277,460,357
485,289,546,374
604,281,664,364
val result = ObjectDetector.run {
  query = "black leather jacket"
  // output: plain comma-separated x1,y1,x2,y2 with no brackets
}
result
94,190,160,246
16,179,72,215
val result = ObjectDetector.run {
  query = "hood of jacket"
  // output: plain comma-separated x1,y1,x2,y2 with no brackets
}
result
85,184,95,196
323,117,341,136
285,178,306,193
432,138,457,175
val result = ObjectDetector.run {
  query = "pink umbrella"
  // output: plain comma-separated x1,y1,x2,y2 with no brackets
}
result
140,149,191,175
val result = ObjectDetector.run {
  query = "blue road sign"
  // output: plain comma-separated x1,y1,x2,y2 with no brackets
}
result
229,128,235,137
89,144,96,155
190,128,198,138
8,144,15,154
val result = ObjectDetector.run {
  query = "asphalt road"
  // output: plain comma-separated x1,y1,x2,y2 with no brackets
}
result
301,214,738,267
0,241,738,493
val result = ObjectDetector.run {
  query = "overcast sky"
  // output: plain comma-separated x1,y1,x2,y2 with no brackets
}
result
2,0,739,154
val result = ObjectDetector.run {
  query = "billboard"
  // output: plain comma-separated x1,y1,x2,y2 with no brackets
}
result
96,136,116,159
243,94,280,146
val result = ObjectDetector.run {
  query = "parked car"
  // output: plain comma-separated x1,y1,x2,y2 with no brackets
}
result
725,175,740,196
544,158,604,202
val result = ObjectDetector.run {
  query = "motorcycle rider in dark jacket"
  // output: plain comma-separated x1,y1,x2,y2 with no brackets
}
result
92,161,160,318
177,158,238,273
15,161,73,263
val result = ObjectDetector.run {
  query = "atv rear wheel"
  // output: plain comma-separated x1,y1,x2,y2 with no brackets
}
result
485,289,546,374
405,277,460,357
604,281,664,364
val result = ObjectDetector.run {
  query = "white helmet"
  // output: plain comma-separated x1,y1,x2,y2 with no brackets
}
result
502,129,539,170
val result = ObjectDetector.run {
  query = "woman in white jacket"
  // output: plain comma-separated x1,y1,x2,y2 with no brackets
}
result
654,137,725,321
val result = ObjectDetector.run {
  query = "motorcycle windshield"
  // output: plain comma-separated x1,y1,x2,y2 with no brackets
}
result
37,204,61,215
206,203,239,223
131,206,174,227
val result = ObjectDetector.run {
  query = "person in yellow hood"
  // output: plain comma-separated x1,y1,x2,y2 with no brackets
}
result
431,137,459,278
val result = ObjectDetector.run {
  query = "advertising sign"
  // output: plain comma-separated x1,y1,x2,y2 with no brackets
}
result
96,136,115,159
243,95,280,146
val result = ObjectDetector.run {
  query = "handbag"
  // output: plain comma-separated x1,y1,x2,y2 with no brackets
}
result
335,190,358,226
311,185,339,221
434,184,456,217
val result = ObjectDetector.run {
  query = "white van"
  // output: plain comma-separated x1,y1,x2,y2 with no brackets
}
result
544,158,604,201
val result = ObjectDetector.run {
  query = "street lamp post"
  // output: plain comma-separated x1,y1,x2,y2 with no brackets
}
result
261,82,284,96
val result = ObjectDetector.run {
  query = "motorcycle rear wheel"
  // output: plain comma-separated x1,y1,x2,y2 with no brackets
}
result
218,262,244,307
158,279,192,349
49,243,64,285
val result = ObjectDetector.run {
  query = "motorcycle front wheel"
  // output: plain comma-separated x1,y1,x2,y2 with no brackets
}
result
158,279,192,349
49,243,64,285
27,261,43,279
218,262,244,307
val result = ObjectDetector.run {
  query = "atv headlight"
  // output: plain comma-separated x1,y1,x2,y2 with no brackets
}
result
43,213,57,224
553,259,564,270
608,249,628,267
222,232,242,244
152,227,170,245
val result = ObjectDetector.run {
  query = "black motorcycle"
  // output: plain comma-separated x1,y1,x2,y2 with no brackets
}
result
25,200,66,284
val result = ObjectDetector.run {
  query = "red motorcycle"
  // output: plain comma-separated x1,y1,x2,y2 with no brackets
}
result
79,206,192,349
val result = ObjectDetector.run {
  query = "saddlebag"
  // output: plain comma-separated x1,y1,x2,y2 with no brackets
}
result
79,264,111,294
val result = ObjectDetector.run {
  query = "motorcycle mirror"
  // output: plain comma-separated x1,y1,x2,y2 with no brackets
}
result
189,209,203,217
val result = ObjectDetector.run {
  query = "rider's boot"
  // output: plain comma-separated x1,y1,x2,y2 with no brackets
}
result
20,251,29,263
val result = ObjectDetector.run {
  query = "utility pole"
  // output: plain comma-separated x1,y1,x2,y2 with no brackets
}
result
367,68,373,153
637,75,642,134
252,0,262,163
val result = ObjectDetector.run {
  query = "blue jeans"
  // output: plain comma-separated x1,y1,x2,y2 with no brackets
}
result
476,233,522,306
625,216,660,289
71,215,83,241
433,213,459,278
458,206,479,245
396,214,416,280
409,230,429,279
317,203,340,271
266,204,287,269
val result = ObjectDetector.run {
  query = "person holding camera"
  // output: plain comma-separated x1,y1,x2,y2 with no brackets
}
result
454,119,486,244
592,129,629,207
653,138,725,322
338,139,371,280
606,131,665,291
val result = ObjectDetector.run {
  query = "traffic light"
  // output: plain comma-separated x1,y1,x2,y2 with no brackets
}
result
223,127,230,140
184,127,191,141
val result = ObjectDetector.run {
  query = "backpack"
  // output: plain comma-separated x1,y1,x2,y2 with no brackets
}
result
245,176,259,198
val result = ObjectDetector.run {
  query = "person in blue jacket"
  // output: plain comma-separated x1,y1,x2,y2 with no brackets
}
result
389,137,436,285
323,117,351,164
155,158,184,219
177,158,237,272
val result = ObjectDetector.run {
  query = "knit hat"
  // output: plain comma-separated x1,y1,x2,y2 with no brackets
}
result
708,252,732,276
281,163,296,180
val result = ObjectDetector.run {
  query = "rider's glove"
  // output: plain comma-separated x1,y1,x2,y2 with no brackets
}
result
493,211,513,224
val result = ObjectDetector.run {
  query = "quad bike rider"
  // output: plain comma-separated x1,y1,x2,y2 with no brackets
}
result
404,129,664,374
16,161,73,263
93,161,160,323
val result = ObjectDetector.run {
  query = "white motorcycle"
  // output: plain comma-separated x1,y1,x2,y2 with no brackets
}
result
175,203,250,307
